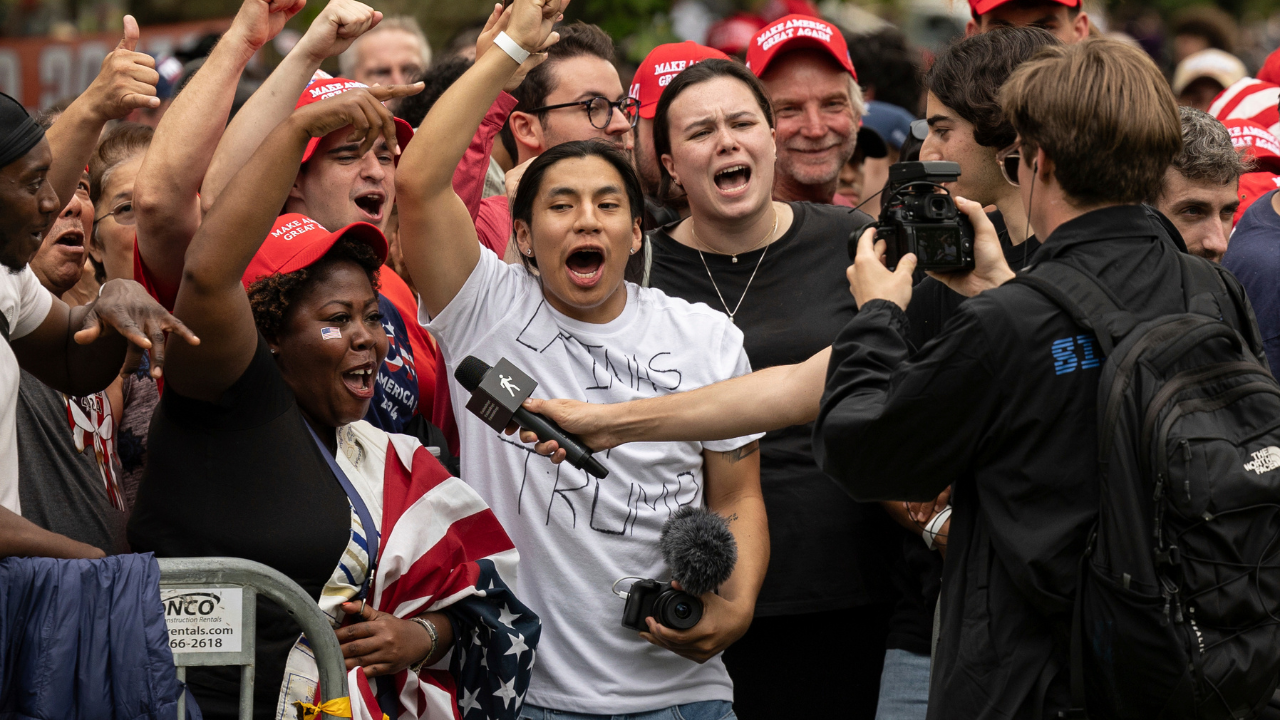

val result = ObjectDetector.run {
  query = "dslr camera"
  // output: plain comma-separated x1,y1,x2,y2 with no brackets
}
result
620,578,703,632
848,161,975,272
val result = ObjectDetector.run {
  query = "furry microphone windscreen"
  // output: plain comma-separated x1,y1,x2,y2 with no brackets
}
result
659,506,738,596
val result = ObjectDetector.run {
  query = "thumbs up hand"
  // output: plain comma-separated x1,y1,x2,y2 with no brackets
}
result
82,15,161,122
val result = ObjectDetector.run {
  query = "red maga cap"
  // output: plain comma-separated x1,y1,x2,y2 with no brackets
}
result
630,42,731,120
242,213,388,289
1224,119,1280,175
295,77,415,164
745,14,856,80
1259,48,1280,85
968,0,1079,15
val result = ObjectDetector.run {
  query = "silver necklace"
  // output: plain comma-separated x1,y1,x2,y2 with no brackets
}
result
691,210,778,324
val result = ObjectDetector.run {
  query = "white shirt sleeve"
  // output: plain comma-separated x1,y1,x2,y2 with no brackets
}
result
421,247,534,366
6,265,53,341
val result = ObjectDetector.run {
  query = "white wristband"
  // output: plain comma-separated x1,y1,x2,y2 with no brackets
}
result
922,506,952,551
494,32,531,65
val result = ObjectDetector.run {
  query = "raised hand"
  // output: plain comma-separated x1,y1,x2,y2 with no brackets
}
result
73,278,200,378
503,0,564,58
294,0,383,65
228,0,307,54
289,83,422,158
476,2,556,91
80,16,160,122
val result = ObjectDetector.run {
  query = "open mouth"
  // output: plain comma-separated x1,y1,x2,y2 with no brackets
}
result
341,364,376,400
714,164,752,194
54,228,84,248
565,248,605,288
353,192,385,222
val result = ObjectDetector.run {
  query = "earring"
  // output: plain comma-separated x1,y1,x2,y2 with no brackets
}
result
525,249,533,256
629,247,637,255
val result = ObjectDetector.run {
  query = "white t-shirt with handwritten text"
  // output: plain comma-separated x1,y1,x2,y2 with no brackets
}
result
1,265,53,513
423,249,761,714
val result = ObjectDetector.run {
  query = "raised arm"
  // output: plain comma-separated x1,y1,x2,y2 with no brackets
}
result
396,0,560,318
165,85,415,402
521,346,831,452
200,0,382,212
134,0,303,294
44,16,158,210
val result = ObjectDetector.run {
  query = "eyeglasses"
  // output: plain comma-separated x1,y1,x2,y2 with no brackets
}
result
93,200,136,227
996,141,1021,187
529,96,641,130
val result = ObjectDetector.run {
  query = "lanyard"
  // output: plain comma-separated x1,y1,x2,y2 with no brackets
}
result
307,423,379,600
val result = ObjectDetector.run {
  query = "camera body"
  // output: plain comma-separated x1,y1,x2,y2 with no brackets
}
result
848,161,976,272
621,579,703,632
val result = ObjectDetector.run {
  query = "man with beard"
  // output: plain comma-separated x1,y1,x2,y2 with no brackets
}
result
746,14,885,207
1151,107,1247,263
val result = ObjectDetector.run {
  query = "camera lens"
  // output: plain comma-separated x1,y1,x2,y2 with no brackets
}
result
654,590,703,630
674,602,692,619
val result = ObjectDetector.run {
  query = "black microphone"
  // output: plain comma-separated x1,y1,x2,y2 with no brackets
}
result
455,356,610,478
659,506,737,596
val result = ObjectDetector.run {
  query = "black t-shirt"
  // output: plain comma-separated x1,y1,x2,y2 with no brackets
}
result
128,336,351,720
887,210,1040,654
647,201,897,616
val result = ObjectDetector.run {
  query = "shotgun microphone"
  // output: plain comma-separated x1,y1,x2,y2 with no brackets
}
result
455,356,610,478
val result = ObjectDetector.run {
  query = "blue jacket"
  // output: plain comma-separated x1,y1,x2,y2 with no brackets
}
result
0,553,183,720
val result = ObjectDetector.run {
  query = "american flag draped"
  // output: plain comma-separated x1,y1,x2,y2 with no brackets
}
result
277,421,540,720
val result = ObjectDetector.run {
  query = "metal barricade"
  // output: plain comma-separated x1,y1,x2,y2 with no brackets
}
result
157,557,349,720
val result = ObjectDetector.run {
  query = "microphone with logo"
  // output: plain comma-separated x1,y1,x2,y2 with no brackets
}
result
615,506,738,632
454,356,610,478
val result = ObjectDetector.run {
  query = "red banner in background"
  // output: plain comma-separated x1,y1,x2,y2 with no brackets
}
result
0,19,233,111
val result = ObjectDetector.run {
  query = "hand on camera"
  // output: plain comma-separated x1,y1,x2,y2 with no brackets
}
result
290,83,422,157
337,602,435,677
296,0,383,64
639,580,751,664
847,226,915,311
77,279,200,379
926,197,1015,298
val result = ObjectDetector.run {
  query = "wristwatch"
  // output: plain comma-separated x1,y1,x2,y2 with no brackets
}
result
409,616,439,674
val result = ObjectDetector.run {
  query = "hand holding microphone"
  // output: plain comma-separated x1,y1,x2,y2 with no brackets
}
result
455,356,610,478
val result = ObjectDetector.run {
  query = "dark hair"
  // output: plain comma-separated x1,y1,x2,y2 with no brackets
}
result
970,0,1081,21
927,27,1060,150
1170,6,1236,55
499,22,616,154
246,237,383,340
845,28,923,116
509,140,642,273
396,56,474,128
1163,106,1250,194
88,122,153,282
651,59,774,205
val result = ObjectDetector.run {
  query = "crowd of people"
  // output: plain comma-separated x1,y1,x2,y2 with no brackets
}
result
4,0,1280,718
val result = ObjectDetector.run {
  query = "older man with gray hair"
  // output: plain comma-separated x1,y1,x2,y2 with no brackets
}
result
1153,106,1250,262
338,15,432,89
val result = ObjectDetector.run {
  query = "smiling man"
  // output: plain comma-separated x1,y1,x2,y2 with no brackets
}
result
747,14,883,206
1152,107,1247,263
967,0,1090,44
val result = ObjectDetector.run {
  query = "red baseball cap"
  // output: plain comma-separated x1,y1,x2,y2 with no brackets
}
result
295,77,415,165
1259,48,1280,85
1224,119,1280,175
968,0,1079,15
706,13,767,56
242,213,388,289
630,42,731,120
745,14,857,81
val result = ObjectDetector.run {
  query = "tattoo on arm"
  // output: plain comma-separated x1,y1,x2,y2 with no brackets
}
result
720,442,760,464
724,513,739,524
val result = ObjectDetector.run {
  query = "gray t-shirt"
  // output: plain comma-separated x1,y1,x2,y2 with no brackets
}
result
17,369,127,555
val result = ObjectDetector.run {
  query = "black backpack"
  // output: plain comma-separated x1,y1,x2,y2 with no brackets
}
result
1014,254,1280,720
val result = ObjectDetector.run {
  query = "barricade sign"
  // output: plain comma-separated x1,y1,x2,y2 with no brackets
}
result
160,587,243,653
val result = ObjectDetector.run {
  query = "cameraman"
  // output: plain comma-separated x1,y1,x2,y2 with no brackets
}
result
815,39,1220,717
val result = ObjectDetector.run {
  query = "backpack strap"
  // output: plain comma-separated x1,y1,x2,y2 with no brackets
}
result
1009,262,1138,357
1179,254,1268,368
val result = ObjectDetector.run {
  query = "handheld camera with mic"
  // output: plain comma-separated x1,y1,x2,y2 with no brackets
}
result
615,507,738,632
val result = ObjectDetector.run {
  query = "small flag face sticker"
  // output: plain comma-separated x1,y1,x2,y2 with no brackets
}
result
321,327,342,340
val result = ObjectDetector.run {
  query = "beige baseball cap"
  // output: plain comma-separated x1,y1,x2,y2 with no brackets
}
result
1172,49,1248,96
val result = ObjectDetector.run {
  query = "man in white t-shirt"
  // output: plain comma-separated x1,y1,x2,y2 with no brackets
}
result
396,1,768,716
0,87,196,536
